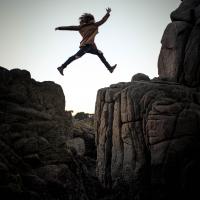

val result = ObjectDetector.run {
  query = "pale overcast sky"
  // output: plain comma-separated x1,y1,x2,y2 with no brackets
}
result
0,0,180,114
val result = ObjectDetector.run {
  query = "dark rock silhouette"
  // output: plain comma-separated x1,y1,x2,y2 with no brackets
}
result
95,1,200,199
95,78,200,200
158,0,200,86
0,67,101,200
131,73,150,82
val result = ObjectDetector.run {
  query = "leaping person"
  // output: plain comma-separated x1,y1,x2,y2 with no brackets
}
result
55,7,117,75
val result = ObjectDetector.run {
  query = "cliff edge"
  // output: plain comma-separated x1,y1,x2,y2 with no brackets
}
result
95,0,200,199
0,67,100,200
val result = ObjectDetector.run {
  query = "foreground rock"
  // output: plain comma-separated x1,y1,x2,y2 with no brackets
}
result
95,76,200,199
95,1,200,198
0,67,101,200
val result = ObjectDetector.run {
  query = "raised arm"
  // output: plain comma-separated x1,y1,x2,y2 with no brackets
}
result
55,26,80,31
95,7,111,26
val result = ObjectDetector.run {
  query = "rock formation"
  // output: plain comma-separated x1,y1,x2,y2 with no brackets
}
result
95,0,200,199
2,1,200,199
95,77,200,199
0,67,101,200
158,0,200,86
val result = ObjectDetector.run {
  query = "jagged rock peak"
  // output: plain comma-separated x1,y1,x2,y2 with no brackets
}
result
158,0,200,86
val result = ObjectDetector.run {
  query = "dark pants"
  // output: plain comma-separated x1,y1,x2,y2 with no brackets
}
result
62,44,112,69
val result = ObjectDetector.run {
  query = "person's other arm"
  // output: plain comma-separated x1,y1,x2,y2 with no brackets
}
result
55,25,80,31
95,7,111,26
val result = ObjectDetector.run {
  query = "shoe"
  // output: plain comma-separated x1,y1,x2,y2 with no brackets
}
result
57,66,64,76
108,64,117,73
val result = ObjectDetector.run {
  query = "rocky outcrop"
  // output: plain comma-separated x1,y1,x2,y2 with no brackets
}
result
95,77,200,199
95,1,200,199
0,67,101,200
158,0,200,86
2,1,200,199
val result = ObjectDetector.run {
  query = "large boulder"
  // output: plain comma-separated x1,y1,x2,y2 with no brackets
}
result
131,73,150,82
158,22,192,81
0,67,101,200
95,78,200,200
158,0,200,86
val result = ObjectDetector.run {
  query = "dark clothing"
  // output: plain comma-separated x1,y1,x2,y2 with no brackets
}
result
56,12,113,71
56,13,110,47
62,44,111,69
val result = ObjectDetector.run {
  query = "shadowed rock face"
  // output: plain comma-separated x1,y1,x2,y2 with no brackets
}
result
71,117,96,159
158,0,200,86
95,79,200,199
0,67,101,200
95,1,200,198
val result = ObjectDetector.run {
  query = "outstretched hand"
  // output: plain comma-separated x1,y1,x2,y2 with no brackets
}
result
106,7,111,14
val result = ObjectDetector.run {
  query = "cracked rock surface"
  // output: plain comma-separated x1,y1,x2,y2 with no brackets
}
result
95,78,200,199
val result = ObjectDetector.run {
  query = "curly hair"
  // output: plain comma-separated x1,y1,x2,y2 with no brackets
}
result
79,13,95,25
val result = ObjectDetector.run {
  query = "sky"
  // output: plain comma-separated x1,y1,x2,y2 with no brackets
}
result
0,0,180,114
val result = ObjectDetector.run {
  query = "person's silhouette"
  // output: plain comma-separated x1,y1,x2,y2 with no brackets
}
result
55,7,117,75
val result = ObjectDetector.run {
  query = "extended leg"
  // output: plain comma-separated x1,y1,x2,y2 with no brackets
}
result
89,48,117,73
57,46,89,75
62,46,88,69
